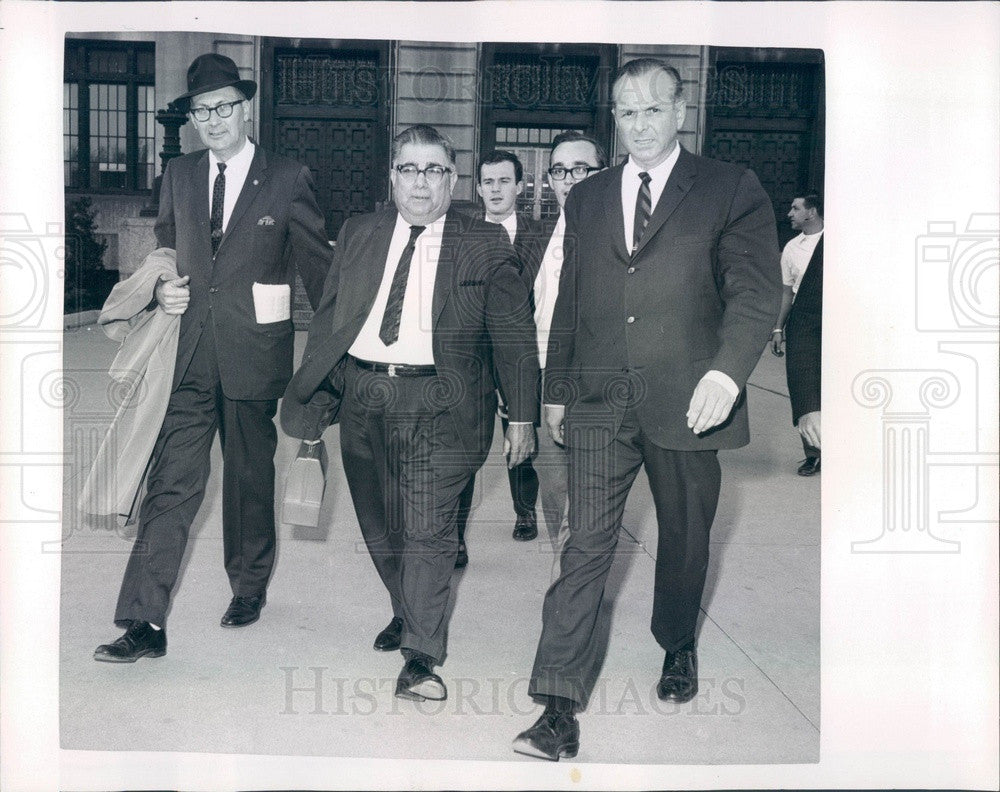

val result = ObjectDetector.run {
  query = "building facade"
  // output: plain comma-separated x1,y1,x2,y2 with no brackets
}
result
65,33,824,320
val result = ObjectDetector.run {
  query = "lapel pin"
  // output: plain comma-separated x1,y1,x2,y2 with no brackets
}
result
253,179,259,186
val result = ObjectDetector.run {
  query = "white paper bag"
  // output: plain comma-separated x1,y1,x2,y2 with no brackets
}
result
252,282,291,323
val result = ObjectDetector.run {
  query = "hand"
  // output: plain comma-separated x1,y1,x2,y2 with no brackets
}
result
503,423,536,468
770,329,784,356
686,377,737,435
798,411,821,449
543,403,566,446
155,274,190,315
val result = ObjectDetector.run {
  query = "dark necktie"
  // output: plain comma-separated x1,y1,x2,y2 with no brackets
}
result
632,171,652,253
378,224,426,346
210,162,226,255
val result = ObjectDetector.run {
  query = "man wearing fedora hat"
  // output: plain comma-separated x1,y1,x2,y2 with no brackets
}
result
94,53,333,662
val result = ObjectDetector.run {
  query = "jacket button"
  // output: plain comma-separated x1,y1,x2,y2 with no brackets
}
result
627,266,635,274
209,287,218,293
626,316,635,324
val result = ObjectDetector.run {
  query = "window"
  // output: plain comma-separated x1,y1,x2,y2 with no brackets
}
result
64,40,156,192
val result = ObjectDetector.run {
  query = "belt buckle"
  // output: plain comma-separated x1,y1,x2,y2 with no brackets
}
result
387,363,398,377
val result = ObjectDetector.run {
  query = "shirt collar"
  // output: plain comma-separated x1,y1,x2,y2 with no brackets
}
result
208,137,254,171
394,211,447,236
623,141,681,182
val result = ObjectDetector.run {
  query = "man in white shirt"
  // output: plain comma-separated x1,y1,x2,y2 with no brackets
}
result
772,194,824,475
94,53,332,662
282,125,539,703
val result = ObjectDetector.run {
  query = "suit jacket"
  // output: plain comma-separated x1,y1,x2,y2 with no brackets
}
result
785,235,823,423
280,208,540,469
155,145,332,400
544,147,782,451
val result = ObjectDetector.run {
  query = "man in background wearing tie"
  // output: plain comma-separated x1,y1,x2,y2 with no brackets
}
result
281,125,539,703
94,53,332,662
513,58,781,759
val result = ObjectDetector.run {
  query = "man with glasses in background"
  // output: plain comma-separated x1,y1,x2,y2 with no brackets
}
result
94,53,332,662
519,131,607,578
281,124,539,703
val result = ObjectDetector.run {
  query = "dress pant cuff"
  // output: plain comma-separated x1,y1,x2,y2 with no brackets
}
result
400,635,443,666
528,679,585,709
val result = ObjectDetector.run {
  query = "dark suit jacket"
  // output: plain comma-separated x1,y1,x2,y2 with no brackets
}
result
544,147,782,451
155,146,331,400
785,235,823,424
281,208,540,469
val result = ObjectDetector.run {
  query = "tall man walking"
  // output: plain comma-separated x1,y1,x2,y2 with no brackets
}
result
281,125,539,702
94,53,332,662
513,58,782,759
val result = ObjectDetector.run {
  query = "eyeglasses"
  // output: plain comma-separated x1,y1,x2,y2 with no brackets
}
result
547,165,600,181
189,99,243,122
394,164,452,185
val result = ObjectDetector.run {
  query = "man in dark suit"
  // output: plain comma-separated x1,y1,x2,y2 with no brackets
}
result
771,194,824,474
513,58,782,759
94,54,332,662
451,150,542,565
281,124,539,702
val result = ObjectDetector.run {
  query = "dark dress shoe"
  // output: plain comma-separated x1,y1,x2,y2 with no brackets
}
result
797,457,820,476
512,711,580,761
454,540,468,569
373,616,403,652
512,513,538,541
395,654,447,702
94,621,166,663
656,646,698,703
220,593,265,627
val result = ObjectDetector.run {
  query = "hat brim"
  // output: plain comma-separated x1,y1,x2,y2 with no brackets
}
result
172,79,257,111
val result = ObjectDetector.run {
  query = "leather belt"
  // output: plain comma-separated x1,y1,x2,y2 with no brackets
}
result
349,356,437,377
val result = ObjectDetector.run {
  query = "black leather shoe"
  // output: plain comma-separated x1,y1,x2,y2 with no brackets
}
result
512,513,538,541
373,616,403,652
797,457,821,476
394,655,447,702
656,646,698,703
512,711,580,761
220,593,265,628
454,541,468,569
94,621,166,663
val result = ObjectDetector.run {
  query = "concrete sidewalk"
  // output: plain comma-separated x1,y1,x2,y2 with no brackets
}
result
59,327,818,765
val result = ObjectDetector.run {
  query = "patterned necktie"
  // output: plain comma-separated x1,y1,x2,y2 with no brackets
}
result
632,171,652,253
210,162,226,255
378,224,426,346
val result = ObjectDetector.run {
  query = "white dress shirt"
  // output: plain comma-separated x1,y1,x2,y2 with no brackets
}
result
620,146,738,399
348,213,446,364
533,212,566,368
207,138,254,233
781,229,824,295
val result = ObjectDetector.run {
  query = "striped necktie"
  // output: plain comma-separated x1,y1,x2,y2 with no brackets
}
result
632,171,652,253
378,224,426,346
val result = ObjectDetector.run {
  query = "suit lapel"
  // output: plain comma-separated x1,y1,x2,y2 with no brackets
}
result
633,147,697,259
191,152,211,252
432,211,460,329
218,146,267,253
602,165,629,261
350,209,397,321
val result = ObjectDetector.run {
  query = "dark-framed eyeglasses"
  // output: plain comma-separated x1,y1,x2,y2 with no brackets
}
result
547,165,600,181
189,99,243,122
394,164,452,184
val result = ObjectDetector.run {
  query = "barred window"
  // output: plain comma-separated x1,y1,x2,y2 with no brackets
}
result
64,40,156,192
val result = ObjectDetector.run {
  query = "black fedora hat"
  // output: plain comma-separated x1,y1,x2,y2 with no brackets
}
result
172,53,257,111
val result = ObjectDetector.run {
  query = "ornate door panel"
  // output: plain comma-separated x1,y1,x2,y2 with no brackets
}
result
276,118,379,236
704,53,824,246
